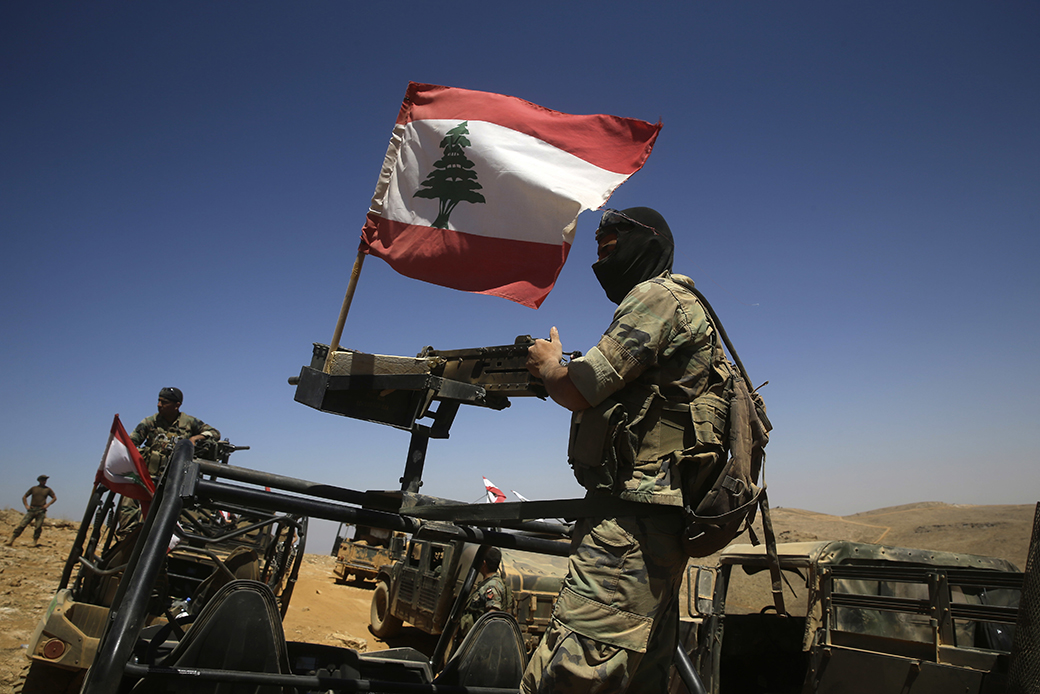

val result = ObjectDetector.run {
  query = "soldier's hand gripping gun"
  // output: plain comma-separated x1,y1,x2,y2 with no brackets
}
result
417,334,579,400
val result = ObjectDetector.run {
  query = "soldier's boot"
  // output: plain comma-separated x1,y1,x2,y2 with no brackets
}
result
33,533,42,547
4,537,13,547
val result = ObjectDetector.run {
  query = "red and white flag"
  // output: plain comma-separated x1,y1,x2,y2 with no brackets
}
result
95,414,155,503
361,82,661,308
483,476,507,504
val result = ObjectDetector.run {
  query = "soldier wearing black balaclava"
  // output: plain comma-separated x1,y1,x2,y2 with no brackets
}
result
525,207,728,693
592,206,674,304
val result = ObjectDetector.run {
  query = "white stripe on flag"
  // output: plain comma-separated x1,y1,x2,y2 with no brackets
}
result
104,437,137,481
384,120,630,244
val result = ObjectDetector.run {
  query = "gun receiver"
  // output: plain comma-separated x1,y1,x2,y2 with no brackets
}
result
417,335,546,399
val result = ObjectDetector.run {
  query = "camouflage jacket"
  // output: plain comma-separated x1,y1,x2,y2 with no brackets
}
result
130,412,219,476
459,574,507,636
567,272,729,506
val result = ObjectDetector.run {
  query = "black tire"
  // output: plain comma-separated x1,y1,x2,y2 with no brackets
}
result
370,579,403,638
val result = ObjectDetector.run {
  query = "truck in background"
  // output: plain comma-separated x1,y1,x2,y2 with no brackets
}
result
675,540,1025,694
331,522,408,583
370,534,569,656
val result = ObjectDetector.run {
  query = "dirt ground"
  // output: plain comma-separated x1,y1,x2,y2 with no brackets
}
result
278,552,439,655
0,510,79,693
0,502,1035,693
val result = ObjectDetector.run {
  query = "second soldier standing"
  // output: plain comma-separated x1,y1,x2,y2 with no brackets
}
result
7,475,57,547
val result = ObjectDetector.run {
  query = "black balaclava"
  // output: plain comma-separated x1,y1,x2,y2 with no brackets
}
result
592,206,674,304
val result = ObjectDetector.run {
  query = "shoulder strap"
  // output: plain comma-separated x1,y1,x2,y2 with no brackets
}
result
683,280,786,614
686,282,754,390
759,490,786,615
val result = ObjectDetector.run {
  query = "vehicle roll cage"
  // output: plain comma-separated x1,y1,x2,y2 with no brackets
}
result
80,441,578,693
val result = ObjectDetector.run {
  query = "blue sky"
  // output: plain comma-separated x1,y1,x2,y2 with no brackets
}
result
2,2,1037,552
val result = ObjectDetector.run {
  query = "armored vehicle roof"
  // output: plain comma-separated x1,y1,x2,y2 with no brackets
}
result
720,540,1020,572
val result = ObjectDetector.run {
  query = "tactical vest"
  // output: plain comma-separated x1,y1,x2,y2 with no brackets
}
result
567,276,775,568
566,276,730,507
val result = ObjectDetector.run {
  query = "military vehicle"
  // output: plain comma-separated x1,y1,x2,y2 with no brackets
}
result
24,339,1037,693
331,522,407,583
19,440,307,694
369,535,570,656
675,540,1027,694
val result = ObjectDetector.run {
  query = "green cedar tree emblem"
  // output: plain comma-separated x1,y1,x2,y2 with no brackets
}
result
413,121,486,228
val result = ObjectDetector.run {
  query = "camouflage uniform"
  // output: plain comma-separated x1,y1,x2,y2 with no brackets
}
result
10,484,57,544
522,272,727,693
130,412,219,477
458,573,507,638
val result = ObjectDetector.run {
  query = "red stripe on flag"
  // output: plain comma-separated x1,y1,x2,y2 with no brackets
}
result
363,214,570,309
95,414,155,503
398,83,660,175
111,415,156,496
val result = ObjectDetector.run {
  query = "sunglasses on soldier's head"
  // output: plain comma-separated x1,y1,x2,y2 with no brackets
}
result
596,209,657,238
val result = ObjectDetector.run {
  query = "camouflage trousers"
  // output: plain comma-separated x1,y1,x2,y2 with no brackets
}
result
521,512,686,693
11,507,47,542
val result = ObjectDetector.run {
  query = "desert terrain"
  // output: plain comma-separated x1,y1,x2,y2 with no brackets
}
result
1,502,1035,692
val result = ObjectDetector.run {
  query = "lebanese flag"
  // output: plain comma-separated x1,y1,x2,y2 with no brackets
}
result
95,414,155,503
483,476,507,504
361,82,661,308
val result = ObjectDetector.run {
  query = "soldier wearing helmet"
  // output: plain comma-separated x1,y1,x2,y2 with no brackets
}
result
525,207,729,693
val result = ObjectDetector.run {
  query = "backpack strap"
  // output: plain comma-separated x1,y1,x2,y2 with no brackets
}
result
683,279,785,612
759,490,786,615
686,283,754,391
